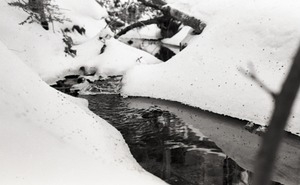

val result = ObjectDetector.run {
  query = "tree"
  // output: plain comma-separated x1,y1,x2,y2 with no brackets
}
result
28,0,48,30
252,45,300,185
9,0,68,30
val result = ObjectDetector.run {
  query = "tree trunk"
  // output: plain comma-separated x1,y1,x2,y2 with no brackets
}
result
28,0,43,13
253,46,300,185
28,0,48,30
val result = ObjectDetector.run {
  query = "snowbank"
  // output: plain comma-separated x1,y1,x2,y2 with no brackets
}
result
0,42,166,184
121,24,162,40
76,32,161,78
122,0,300,136
0,0,161,84
0,0,166,184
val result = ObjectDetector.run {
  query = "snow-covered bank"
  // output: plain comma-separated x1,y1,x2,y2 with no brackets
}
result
0,0,161,84
0,0,167,184
122,0,300,136
0,42,166,184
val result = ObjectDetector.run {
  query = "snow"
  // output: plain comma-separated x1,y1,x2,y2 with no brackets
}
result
0,0,161,84
80,33,161,78
0,41,166,184
0,0,166,184
122,0,300,136
161,26,193,46
121,24,162,40
55,0,108,37
1,0,300,182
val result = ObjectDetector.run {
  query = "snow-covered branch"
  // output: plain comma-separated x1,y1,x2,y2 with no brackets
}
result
115,16,167,38
115,0,206,38
138,0,206,33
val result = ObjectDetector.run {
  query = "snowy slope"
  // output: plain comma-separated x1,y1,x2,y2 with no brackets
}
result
0,42,166,185
0,0,161,84
0,0,166,184
122,0,300,136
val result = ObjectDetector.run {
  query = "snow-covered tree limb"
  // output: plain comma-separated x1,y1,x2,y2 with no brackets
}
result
137,0,206,34
114,16,167,38
115,0,206,38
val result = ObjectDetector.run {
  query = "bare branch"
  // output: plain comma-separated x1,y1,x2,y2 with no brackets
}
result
239,65,277,99
115,16,167,38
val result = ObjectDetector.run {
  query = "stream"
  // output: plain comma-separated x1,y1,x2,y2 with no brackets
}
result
80,94,300,185
52,74,300,185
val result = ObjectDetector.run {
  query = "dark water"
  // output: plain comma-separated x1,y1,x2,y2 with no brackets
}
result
52,74,299,185
81,94,286,185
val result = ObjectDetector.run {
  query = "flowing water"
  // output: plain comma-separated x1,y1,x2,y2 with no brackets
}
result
52,76,300,185
81,94,298,185
85,95,231,185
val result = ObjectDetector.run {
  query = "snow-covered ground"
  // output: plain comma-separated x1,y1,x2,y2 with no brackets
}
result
0,0,166,184
0,0,161,84
0,41,166,185
2,0,300,183
122,0,300,136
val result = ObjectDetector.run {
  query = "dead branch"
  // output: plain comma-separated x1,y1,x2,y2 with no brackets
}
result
239,65,277,99
115,16,167,38
253,46,300,185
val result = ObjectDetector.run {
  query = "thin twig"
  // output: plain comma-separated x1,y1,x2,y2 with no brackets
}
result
239,66,277,99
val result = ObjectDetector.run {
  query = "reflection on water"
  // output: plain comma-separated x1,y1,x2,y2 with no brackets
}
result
52,75,298,185
83,94,282,185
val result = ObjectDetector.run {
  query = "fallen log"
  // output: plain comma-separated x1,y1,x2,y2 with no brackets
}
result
138,0,206,34
114,16,168,39
115,0,206,38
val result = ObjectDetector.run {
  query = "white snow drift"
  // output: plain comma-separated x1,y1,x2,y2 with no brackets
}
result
0,41,166,184
0,0,161,84
0,0,165,184
122,0,300,136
